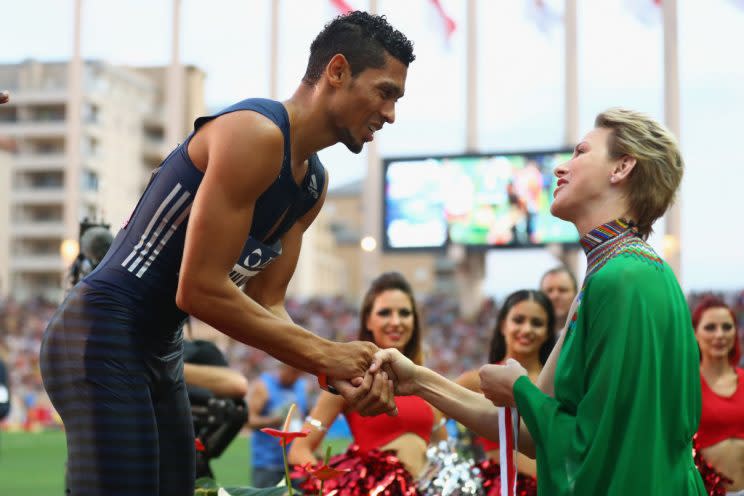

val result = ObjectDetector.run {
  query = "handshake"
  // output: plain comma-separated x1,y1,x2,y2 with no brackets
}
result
323,344,419,417
323,341,530,418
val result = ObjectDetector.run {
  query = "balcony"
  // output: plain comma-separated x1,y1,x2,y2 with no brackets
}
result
10,254,66,272
9,89,68,105
0,120,67,138
143,135,166,163
11,220,66,238
11,187,67,204
14,153,66,170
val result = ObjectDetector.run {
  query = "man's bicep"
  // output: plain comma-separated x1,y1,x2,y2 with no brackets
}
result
179,115,284,294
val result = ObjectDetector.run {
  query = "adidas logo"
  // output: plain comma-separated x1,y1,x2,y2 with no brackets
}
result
308,173,319,199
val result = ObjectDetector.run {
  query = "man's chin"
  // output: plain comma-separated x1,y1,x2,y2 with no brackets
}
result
343,140,363,154
339,129,363,154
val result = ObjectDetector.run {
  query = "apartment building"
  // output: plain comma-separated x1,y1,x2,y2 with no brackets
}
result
0,145,11,297
0,59,205,301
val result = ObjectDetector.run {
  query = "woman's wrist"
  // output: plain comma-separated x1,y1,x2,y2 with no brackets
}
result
409,364,430,395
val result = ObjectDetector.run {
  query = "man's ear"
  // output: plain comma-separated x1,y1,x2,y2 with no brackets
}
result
325,54,351,89
610,155,637,184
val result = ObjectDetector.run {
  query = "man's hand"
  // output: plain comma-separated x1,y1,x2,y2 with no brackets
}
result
478,358,527,407
329,370,397,417
370,348,419,396
330,340,379,379
0,91,9,104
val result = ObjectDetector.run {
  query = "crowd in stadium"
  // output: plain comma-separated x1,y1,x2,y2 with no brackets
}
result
2,288,742,433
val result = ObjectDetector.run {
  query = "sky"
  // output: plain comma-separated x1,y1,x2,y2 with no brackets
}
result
2,0,743,294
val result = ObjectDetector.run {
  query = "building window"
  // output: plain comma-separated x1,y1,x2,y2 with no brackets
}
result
82,169,98,191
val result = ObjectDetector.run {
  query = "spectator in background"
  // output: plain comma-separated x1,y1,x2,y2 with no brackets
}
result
0,346,9,421
539,266,578,333
248,363,308,488
0,90,9,104
289,272,447,494
692,297,744,495
456,289,555,495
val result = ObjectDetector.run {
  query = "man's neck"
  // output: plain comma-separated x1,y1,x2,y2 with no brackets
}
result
283,84,338,163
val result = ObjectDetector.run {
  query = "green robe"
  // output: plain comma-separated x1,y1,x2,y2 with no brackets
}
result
514,224,706,495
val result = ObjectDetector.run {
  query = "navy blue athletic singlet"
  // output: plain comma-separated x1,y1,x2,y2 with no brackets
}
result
39,98,325,496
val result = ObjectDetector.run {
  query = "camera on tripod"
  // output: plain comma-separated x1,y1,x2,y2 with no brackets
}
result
68,217,113,286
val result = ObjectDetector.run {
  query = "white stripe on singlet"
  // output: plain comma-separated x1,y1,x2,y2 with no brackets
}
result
125,189,191,274
121,183,183,269
135,202,192,278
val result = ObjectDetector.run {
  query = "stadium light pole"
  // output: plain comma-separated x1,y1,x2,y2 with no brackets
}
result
361,0,381,289
555,0,582,277
65,0,84,291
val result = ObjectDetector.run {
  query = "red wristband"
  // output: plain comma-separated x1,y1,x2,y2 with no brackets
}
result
317,373,329,390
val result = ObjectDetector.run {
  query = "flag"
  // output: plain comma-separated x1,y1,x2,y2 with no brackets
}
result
525,0,563,35
624,0,662,26
429,0,457,40
330,0,353,15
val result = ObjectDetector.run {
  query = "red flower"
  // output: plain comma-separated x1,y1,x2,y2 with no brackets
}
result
306,464,351,482
260,427,310,447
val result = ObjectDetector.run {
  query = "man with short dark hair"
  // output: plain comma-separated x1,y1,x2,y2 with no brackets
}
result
40,12,414,496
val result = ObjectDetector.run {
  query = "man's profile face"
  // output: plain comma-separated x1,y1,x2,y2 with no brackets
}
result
334,52,408,154
541,271,576,321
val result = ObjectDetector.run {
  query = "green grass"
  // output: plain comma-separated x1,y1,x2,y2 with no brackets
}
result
0,431,350,495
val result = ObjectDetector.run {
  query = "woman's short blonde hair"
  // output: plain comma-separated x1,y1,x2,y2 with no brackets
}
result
595,108,683,238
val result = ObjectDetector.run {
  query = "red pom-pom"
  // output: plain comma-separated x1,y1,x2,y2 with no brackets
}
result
693,435,732,496
476,459,537,496
292,444,418,495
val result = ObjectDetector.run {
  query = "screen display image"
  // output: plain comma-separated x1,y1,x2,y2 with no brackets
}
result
384,151,579,250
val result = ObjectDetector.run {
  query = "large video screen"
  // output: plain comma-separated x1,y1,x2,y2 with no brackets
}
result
383,150,579,250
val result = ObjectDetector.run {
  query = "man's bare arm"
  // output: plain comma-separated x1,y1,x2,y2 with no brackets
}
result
183,363,248,399
176,112,373,379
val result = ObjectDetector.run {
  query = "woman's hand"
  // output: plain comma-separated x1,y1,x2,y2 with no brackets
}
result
369,348,419,396
478,358,527,407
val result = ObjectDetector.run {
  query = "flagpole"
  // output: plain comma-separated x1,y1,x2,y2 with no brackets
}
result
663,0,682,280
269,0,280,99
361,0,381,288
564,0,578,146
465,0,478,152
166,0,184,147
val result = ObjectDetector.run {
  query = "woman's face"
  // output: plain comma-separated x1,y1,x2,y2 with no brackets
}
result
502,299,550,359
696,307,737,362
551,127,615,222
366,289,415,351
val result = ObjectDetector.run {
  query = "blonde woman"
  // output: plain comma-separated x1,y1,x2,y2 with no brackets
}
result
374,109,707,495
